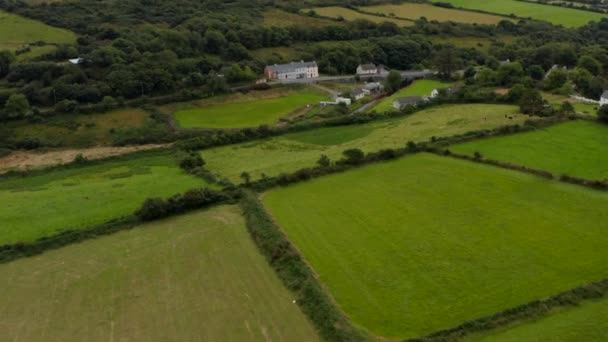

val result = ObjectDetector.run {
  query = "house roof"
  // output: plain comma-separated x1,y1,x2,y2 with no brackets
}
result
358,63,377,71
602,90,608,99
394,96,425,106
266,61,317,74
364,82,383,90
352,89,365,96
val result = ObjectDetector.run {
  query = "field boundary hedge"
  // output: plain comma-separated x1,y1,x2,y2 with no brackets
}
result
0,188,238,263
239,190,366,342
405,277,608,341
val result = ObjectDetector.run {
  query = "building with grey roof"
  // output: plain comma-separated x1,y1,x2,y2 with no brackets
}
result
264,61,318,80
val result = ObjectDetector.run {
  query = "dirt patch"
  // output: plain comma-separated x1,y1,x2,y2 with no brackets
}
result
495,88,509,95
0,144,170,174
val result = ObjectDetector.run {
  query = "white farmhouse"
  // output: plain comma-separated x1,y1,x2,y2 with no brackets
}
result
357,63,378,75
264,61,318,80
601,90,608,106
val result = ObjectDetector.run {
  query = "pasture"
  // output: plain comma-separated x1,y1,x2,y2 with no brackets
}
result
171,88,327,128
360,3,507,24
308,7,414,26
468,298,608,341
371,79,454,113
1,108,150,147
0,151,209,245
436,0,606,27
202,104,524,182
451,120,608,180
0,10,76,57
263,153,608,339
0,206,319,341
263,9,341,28
542,92,598,116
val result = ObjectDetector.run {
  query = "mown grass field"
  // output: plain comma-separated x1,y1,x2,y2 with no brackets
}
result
0,10,76,57
360,3,507,24
263,153,608,339
263,9,341,28
0,151,210,245
1,108,150,147
308,7,414,26
172,88,327,129
436,0,606,27
202,104,524,182
371,79,454,113
451,120,608,180
467,298,608,341
0,206,319,341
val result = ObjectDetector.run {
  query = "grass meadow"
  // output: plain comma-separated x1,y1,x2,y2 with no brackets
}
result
202,104,524,182
0,206,319,341
1,108,150,147
171,88,327,128
436,0,606,27
0,151,210,245
308,7,414,26
371,79,454,113
467,298,608,341
263,153,608,339
451,120,608,180
542,92,599,116
0,10,76,57
360,3,508,24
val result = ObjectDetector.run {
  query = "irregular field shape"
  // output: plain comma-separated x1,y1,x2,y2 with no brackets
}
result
360,3,507,24
263,9,341,28
2,108,149,147
436,0,606,27
451,120,608,180
372,80,454,113
263,154,608,339
467,298,608,342
202,104,524,182
0,10,76,51
309,7,414,26
0,206,319,342
175,91,327,128
0,152,209,245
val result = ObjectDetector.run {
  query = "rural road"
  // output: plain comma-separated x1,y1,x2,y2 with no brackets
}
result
275,70,436,85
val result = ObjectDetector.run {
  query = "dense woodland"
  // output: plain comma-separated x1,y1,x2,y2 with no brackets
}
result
0,0,608,122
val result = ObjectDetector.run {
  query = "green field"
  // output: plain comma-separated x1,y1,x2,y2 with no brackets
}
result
436,0,606,27
451,120,608,180
0,10,76,56
542,92,599,116
263,153,608,339
1,108,150,147
308,7,414,26
0,206,319,341
0,152,210,245
468,298,608,341
371,79,454,113
173,89,327,128
361,3,507,24
202,104,524,182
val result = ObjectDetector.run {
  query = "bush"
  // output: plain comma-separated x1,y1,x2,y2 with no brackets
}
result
178,152,205,170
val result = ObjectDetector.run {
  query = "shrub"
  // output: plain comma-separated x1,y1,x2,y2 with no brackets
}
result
178,152,205,170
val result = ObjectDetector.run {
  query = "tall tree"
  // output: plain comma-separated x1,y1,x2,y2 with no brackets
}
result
433,46,461,80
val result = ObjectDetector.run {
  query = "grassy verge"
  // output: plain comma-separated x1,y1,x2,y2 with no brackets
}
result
307,6,414,26
240,191,365,341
